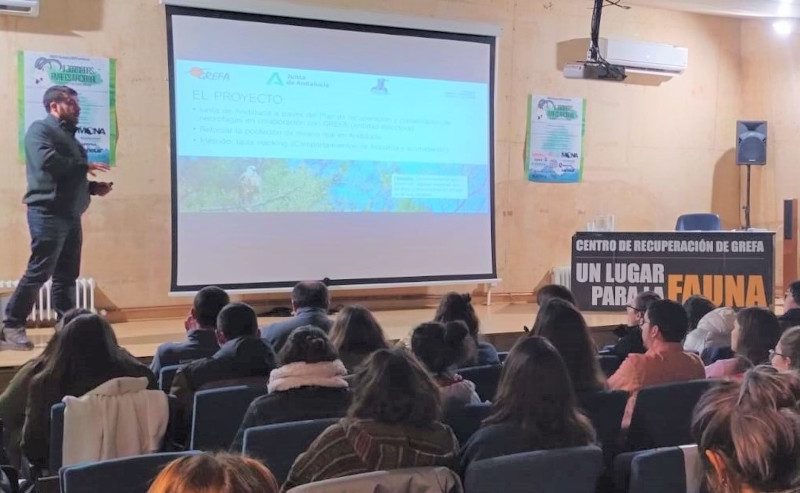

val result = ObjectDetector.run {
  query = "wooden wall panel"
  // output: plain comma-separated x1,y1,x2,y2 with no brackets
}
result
0,0,747,314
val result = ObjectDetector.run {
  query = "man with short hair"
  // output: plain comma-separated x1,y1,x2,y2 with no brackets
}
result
150,286,230,376
780,280,800,331
607,291,661,359
608,299,705,428
171,302,277,424
261,281,332,353
3,86,112,350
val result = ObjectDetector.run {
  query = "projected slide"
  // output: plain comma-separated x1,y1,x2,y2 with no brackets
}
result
168,8,496,289
175,60,489,214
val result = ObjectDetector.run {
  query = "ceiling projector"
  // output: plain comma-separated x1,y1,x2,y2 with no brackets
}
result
563,61,627,81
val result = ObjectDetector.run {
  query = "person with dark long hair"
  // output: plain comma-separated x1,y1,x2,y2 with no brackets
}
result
329,305,388,373
706,307,782,379
230,326,350,452
691,366,800,492
22,313,155,468
460,337,596,471
532,299,605,392
0,308,90,468
282,348,459,490
411,321,481,407
434,292,499,367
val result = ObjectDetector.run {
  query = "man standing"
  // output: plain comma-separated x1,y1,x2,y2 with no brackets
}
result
2,86,112,350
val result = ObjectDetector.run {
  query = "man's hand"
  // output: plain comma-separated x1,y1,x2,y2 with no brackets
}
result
88,162,110,177
184,312,198,332
92,182,113,196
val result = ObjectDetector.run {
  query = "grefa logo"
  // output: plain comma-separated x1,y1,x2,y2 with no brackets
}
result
188,67,230,81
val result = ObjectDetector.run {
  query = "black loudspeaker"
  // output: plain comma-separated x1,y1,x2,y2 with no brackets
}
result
737,121,767,165
786,200,795,240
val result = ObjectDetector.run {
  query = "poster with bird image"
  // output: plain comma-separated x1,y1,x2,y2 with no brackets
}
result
525,95,585,183
18,51,117,165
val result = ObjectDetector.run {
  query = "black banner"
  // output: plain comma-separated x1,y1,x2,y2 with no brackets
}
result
571,232,775,311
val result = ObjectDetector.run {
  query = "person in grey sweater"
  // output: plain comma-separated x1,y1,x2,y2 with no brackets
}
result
3,85,111,350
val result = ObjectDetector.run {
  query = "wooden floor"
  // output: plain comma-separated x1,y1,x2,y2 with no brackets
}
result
0,303,624,369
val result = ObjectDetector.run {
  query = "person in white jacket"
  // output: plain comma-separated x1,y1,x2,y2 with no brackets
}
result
683,307,736,354
62,376,168,466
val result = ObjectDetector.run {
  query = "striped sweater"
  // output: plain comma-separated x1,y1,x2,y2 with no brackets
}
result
281,418,459,491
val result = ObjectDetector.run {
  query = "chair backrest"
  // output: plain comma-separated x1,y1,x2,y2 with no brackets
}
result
49,403,66,471
242,418,339,485
577,389,628,462
628,380,715,451
675,214,721,231
464,445,603,493
598,354,621,377
59,451,200,493
285,467,463,493
456,365,502,402
159,365,182,393
190,384,268,451
627,445,705,493
700,346,735,365
444,403,492,445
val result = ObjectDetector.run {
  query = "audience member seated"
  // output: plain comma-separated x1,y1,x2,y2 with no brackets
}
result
779,279,800,331
23,314,156,469
683,307,736,355
608,300,705,429
230,326,350,451
281,348,460,490
772,326,800,372
434,292,499,367
329,305,389,373
0,309,89,469
608,291,661,360
148,452,279,493
411,321,481,408
151,286,230,376
705,307,781,379
171,303,277,421
261,281,332,354
691,366,800,493
536,283,578,306
682,295,716,345
459,336,596,472
532,299,605,393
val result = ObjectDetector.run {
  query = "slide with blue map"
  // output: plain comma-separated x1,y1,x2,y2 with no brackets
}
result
174,60,491,214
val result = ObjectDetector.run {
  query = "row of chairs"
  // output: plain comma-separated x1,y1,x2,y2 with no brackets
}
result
52,443,704,493
172,376,712,458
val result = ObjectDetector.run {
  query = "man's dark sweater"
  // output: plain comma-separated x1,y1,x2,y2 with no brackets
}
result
24,114,92,216
779,308,800,331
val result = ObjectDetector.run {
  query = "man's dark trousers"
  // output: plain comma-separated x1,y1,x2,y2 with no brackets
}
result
3,207,82,328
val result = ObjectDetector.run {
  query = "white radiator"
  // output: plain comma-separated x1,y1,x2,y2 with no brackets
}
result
0,278,96,322
552,266,571,289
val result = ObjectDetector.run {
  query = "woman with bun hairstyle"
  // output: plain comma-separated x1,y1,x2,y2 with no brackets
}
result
434,292,499,367
230,325,350,451
691,366,800,492
411,320,480,408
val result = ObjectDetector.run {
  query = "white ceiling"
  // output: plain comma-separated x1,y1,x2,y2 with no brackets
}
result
625,0,800,18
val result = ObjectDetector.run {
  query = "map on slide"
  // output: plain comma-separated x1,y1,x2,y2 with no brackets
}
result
177,157,490,213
